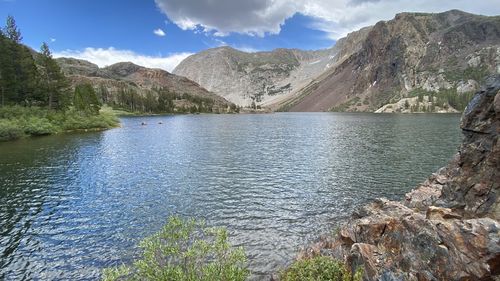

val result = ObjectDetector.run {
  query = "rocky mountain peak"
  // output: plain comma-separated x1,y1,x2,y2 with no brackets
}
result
171,10,498,112
56,57,101,77
103,62,146,78
283,10,500,112
173,43,337,106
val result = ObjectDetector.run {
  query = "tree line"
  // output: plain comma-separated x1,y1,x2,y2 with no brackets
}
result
100,86,239,114
0,16,100,113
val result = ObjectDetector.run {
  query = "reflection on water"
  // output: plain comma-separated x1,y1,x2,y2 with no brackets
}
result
0,113,461,279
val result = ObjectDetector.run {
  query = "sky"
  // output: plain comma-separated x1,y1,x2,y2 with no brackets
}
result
1,0,499,72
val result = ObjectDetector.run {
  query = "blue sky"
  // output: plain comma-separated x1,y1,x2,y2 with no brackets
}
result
1,0,499,71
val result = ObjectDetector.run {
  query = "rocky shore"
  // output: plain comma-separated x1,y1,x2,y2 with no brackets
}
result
296,76,499,280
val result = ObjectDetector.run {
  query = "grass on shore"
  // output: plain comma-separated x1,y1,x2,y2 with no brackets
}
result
0,105,119,142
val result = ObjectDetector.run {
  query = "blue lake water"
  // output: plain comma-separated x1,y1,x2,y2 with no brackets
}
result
0,113,462,280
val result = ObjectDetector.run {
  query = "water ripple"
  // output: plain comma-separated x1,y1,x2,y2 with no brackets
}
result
0,113,461,280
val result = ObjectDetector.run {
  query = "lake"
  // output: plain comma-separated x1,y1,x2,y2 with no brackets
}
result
0,113,462,280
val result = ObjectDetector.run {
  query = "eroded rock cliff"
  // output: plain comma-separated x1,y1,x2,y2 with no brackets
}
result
296,76,500,280
285,10,500,112
172,27,372,108
173,46,341,107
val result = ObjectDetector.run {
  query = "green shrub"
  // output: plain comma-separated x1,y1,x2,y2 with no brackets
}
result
60,110,119,131
103,216,249,281
0,120,24,141
0,106,119,141
22,117,58,136
280,256,363,281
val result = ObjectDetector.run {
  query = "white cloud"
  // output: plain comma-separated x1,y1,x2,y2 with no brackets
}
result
154,0,500,39
154,0,299,37
153,28,166,37
299,0,500,39
233,46,260,53
50,38,56,42
53,47,192,72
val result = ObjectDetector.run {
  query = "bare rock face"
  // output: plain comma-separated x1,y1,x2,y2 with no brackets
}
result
297,76,500,280
283,10,500,112
457,79,480,94
173,46,342,107
172,27,372,108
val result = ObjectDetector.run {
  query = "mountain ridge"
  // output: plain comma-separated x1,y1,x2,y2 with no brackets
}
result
173,10,500,112
56,58,238,114
173,43,340,107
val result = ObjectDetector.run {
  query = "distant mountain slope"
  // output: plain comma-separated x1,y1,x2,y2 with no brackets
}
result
282,10,500,112
173,10,499,112
172,46,341,107
57,58,237,113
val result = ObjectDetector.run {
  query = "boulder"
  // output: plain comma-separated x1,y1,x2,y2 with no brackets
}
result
456,79,479,94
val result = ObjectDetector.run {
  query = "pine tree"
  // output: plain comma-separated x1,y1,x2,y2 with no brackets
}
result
37,42,68,109
74,83,101,114
0,33,6,106
1,16,39,105
98,84,109,104
17,45,39,104
0,32,17,105
4,15,22,43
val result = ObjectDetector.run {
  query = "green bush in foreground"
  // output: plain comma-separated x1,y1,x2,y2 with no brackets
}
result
280,256,363,281
102,216,249,281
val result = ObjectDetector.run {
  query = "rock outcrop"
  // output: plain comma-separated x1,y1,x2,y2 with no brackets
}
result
296,76,500,280
374,96,459,113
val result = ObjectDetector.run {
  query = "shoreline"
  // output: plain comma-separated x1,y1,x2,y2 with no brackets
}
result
0,106,120,143
288,77,499,280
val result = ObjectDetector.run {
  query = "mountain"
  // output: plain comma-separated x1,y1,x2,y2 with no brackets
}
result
173,10,500,112
56,58,237,114
283,10,500,112
172,46,340,107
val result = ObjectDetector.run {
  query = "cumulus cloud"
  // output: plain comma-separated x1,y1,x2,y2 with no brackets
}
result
154,0,500,39
53,47,192,72
154,0,300,37
153,28,166,36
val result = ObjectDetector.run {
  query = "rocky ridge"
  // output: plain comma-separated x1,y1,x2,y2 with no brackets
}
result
173,10,499,112
173,46,338,107
173,26,371,108
56,58,236,113
294,76,500,280
284,10,500,112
